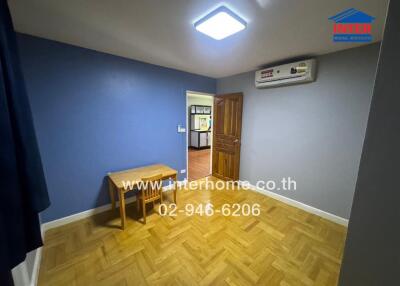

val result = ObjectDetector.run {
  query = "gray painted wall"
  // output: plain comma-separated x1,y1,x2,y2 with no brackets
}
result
217,44,380,219
339,1,400,284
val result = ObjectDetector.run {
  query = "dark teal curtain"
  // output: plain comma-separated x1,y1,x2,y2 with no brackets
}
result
0,0,50,283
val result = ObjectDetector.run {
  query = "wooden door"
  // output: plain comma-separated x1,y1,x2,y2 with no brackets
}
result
212,93,243,181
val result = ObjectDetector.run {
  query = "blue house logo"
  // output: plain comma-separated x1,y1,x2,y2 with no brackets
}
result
329,8,375,42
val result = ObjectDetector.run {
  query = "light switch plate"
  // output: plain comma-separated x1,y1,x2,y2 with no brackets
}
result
180,169,186,174
177,125,186,133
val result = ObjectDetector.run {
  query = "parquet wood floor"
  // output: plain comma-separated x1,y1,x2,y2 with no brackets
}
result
38,177,347,286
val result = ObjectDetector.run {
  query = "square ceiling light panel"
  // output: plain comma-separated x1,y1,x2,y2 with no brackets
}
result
194,6,247,40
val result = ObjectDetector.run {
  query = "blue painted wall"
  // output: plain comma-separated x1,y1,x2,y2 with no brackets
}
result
17,34,216,223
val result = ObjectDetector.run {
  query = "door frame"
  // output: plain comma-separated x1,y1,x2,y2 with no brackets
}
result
186,91,215,181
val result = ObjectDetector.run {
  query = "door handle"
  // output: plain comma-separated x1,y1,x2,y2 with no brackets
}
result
234,139,240,143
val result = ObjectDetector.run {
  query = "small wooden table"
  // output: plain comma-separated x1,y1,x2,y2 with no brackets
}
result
108,164,177,229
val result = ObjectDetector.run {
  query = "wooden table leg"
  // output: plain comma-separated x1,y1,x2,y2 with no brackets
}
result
142,196,146,224
118,189,126,230
173,174,177,204
108,178,116,211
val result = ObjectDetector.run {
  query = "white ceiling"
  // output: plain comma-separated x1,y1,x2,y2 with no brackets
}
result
9,0,388,78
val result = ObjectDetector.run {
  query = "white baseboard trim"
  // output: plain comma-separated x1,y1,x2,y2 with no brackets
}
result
11,262,29,286
241,182,349,226
42,182,184,232
42,196,137,232
30,247,42,286
12,247,42,286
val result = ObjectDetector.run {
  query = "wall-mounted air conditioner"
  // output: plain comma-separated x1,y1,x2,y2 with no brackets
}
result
255,59,317,88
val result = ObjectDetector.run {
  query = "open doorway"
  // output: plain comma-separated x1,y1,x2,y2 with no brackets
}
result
186,91,214,181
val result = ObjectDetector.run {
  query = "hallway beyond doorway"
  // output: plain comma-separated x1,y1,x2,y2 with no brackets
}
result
188,148,211,181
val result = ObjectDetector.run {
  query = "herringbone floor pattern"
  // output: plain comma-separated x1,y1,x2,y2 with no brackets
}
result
39,178,347,286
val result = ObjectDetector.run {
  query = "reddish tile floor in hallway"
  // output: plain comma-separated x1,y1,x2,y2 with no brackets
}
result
188,148,211,181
